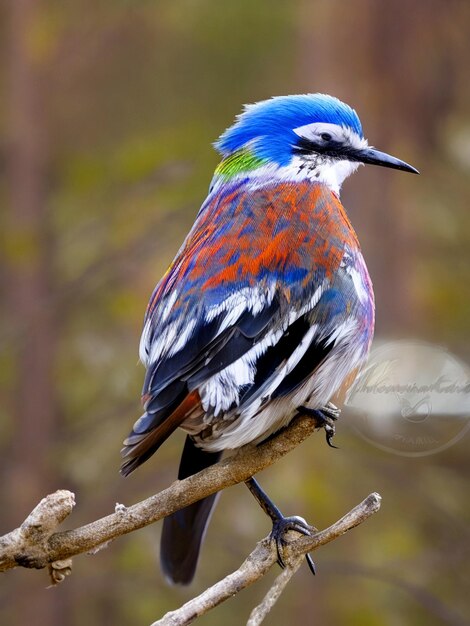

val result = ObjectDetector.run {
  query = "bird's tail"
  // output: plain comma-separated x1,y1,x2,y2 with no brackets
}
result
160,435,222,585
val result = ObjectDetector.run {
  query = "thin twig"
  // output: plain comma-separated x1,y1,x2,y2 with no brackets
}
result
152,493,382,626
246,555,304,626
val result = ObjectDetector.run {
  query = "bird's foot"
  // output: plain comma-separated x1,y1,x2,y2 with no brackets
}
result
245,477,317,576
271,514,317,575
297,402,340,448
322,401,341,421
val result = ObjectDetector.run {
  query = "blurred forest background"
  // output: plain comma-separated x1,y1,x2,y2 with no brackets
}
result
1,1,469,625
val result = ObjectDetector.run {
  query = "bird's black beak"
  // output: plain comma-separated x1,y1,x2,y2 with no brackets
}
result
353,147,419,174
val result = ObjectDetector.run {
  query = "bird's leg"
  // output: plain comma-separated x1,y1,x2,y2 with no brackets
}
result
245,477,317,575
297,401,340,448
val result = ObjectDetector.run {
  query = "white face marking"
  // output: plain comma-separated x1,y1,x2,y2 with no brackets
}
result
292,122,368,151
289,155,361,195
291,122,369,195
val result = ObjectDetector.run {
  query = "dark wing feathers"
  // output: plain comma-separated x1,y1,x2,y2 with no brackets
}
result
142,314,225,396
237,312,334,410
271,331,332,399
120,298,283,475
144,296,281,396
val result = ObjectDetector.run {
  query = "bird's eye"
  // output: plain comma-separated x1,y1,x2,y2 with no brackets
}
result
320,132,332,142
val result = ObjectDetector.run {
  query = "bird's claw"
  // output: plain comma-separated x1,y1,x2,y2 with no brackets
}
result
323,421,338,448
322,401,341,421
270,515,316,574
306,552,317,575
297,403,340,448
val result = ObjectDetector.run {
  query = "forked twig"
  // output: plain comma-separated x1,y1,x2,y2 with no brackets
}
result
152,493,381,626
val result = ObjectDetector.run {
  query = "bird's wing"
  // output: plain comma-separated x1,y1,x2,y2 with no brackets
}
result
121,182,358,474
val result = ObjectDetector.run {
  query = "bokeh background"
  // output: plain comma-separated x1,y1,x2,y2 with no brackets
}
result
1,1,469,625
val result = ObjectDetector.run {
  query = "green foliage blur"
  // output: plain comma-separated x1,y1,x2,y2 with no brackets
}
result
1,1,469,625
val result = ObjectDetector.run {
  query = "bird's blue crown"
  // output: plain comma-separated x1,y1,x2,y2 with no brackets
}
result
215,94,363,167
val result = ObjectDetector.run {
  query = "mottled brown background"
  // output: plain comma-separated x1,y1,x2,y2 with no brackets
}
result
1,1,469,625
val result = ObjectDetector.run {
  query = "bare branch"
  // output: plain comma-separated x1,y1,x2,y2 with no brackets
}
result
0,412,381,624
0,414,322,573
152,493,382,626
0,490,75,571
246,554,304,626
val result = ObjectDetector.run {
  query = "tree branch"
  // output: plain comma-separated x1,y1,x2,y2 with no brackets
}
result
0,413,382,623
0,414,323,573
152,493,382,626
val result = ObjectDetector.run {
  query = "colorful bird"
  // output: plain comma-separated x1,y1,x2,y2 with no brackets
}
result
121,94,418,584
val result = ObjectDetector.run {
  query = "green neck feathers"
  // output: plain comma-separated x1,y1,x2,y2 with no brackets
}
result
215,149,267,178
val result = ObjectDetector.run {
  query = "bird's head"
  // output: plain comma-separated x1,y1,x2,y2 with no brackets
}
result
214,94,418,194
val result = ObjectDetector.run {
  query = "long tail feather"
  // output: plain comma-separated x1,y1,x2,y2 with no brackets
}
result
160,436,222,584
